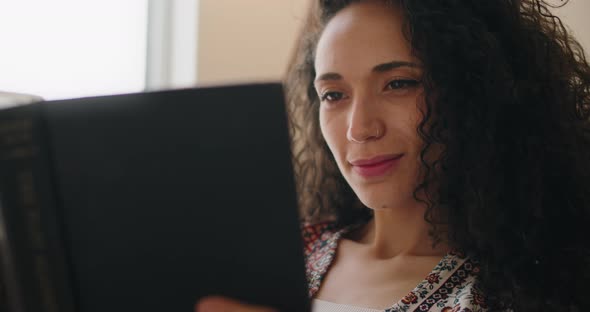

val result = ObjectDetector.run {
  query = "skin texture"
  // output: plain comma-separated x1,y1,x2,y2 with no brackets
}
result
315,0,424,216
310,2,448,308
313,0,444,259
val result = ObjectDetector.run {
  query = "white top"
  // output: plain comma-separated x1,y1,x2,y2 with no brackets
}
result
312,299,383,312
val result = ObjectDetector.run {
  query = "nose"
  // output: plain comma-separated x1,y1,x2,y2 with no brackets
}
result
346,94,385,143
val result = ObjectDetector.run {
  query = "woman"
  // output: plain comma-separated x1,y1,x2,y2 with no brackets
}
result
198,0,590,311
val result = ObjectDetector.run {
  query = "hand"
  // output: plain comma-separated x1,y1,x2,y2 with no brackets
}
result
195,296,279,312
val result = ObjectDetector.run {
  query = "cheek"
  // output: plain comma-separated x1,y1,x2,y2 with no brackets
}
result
319,110,335,151
319,110,346,159
398,100,425,147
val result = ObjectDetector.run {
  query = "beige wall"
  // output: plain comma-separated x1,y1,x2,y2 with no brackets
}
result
197,0,310,85
552,0,590,55
196,1,589,85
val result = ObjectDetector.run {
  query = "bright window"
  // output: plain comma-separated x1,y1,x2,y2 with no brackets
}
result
0,0,148,100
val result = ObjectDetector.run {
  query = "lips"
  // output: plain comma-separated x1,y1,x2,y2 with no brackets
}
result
349,154,403,166
349,154,403,178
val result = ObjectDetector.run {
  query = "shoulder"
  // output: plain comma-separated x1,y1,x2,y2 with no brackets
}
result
300,220,346,298
394,251,491,312
300,220,339,256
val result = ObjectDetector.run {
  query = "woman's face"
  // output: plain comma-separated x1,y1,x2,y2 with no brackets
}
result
314,1,426,210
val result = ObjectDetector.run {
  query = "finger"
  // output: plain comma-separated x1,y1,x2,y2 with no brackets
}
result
195,296,278,312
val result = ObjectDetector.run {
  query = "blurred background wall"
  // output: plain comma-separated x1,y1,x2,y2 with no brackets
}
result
0,0,588,101
197,0,311,85
555,0,590,51
196,0,590,85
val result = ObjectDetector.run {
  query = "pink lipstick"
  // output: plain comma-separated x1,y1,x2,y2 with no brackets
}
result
349,154,403,178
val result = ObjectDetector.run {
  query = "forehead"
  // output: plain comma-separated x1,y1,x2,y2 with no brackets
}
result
314,1,414,75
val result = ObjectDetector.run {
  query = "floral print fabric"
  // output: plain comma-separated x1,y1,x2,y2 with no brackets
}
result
302,221,488,312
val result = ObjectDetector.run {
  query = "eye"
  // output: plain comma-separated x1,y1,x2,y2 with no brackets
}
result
386,79,420,91
320,91,345,102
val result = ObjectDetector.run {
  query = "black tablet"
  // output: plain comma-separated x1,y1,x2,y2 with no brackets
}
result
0,83,310,312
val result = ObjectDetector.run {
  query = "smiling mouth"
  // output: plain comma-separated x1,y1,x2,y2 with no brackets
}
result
349,154,404,166
349,154,404,178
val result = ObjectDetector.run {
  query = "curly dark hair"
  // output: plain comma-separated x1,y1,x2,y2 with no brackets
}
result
284,0,590,310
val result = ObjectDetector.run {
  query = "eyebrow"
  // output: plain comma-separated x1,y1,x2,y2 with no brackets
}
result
373,60,419,73
315,60,420,83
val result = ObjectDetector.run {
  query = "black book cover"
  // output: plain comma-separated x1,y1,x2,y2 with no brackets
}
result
0,103,75,312
0,83,310,312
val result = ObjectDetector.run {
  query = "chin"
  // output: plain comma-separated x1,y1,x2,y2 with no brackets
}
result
355,190,398,210
359,199,396,210
352,181,418,210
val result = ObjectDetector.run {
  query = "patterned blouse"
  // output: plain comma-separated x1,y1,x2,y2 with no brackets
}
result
302,220,488,312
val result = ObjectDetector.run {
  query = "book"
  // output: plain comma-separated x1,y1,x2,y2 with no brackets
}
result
0,83,310,312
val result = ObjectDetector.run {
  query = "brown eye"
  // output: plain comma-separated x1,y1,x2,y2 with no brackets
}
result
320,91,345,102
386,79,420,90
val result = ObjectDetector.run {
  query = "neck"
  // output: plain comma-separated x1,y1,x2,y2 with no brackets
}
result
350,203,448,259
